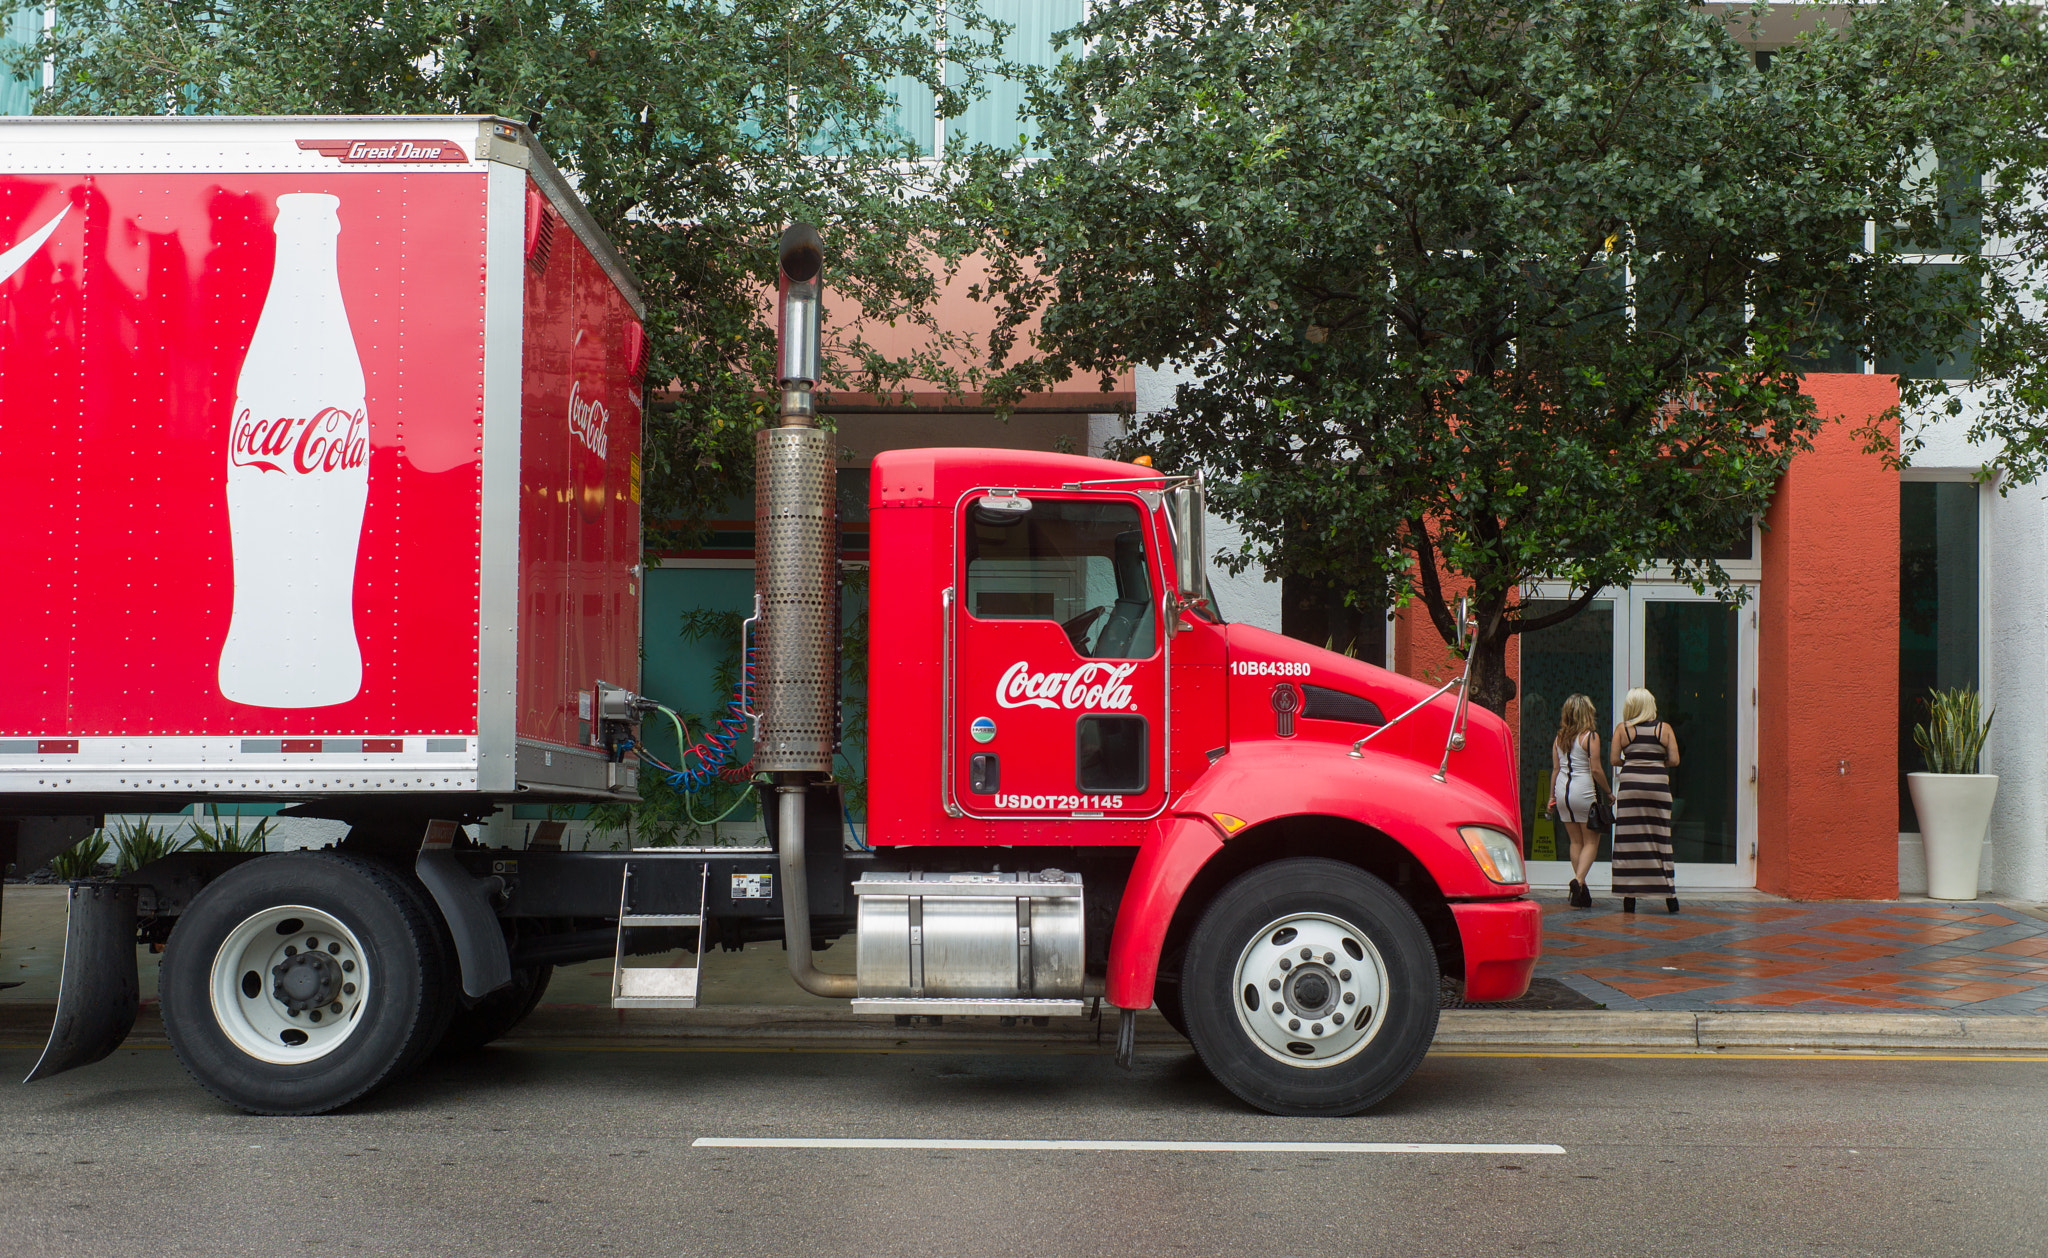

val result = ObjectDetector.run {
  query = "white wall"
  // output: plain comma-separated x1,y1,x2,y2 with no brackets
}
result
1901,395,2047,902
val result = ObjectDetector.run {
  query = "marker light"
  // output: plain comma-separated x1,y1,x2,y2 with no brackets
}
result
1211,812,1248,836
1457,825,1525,885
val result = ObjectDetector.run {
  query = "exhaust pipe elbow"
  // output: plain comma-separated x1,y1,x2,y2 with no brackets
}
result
777,782,857,999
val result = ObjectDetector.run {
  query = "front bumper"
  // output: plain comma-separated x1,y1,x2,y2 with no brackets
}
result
1449,898,1543,1002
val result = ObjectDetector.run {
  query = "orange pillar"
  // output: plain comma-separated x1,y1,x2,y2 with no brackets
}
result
1756,375,1900,900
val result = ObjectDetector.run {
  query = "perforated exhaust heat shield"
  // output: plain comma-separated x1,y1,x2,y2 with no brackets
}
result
753,424,837,773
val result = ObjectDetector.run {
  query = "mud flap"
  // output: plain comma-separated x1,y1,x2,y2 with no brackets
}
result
25,883,140,1083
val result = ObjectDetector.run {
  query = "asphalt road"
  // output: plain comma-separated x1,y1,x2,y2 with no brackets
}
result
0,1038,2042,1258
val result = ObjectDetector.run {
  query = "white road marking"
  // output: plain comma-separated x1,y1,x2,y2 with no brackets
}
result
694,1137,1565,1154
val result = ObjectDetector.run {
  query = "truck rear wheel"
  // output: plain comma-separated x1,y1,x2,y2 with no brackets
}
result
1180,858,1438,1116
159,853,453,1115
435,963,553,1057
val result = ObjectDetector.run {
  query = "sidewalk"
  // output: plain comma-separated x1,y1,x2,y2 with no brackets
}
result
6,883,2048,1054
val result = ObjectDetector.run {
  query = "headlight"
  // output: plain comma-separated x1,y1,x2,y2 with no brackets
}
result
1457,825,1525,885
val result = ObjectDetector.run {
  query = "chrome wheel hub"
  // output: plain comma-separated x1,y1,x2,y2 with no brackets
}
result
1231,912,1389,1067
209,906,369,1065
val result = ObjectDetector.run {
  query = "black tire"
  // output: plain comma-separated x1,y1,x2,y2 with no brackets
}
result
159,852,454,1115
1180,858,1439,1116
434,963,553,1057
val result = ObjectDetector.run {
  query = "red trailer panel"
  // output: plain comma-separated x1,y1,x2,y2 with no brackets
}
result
0,116,642,802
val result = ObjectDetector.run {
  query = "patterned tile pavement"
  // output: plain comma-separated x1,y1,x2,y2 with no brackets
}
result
1535,898,2048,1013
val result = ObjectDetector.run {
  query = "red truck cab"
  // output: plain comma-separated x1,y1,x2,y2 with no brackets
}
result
864,448,1540,1109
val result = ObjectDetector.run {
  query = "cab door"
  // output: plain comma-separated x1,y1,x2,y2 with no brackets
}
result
947,490,1169,820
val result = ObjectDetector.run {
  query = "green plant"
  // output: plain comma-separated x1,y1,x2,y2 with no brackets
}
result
186,806,270,854
48,830,111,880
1914,687,1995,775
110,816,193,875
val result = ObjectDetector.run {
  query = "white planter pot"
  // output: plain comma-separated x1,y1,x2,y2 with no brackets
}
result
1907,773,1998,901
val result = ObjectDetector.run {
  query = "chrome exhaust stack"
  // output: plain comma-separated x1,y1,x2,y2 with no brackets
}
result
758,223,853,996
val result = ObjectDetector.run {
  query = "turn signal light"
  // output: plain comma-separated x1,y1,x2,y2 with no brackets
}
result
1211,812,1248,836
1457,825,1525,885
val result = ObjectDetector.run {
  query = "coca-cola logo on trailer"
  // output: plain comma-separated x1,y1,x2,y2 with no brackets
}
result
230,406,368,476
996,661,1138,711
568,379,608,460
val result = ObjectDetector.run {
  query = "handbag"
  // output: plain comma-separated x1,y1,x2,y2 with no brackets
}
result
1589,795,1614,831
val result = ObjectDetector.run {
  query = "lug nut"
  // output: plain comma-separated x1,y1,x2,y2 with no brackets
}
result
328,942,341,954
1268,978,1280,991
1271,1003,1284,1015
1343,992,1356,1004
342,960,355,973
1288,1018,1300,1031
284,946,297,957
1334,1012,1346,1026
306,937,318,948
343,983,356,996
1300,947,1312,960
330,1002,342,1014
1278,958,1291,971
1339,969,1352,981
1311,1023,1323,1035
310,1010,322,1022
1323,952,1335,965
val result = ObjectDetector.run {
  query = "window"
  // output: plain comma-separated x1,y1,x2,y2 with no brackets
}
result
1899,480,1981,830
964,497,1157,658
1077,715,1147,793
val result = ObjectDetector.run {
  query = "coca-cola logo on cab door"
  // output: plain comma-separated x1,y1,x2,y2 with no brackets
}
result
567,380,608,460
996,661,1139,711
230,406,368,475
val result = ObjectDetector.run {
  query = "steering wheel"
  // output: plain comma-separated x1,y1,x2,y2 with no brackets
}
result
1061,605,1110,653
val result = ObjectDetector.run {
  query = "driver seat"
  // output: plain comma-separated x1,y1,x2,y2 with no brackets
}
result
1090,531,1155,658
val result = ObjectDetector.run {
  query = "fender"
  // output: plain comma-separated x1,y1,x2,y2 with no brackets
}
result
1104,816,1221,1009
1102,740,1524,1009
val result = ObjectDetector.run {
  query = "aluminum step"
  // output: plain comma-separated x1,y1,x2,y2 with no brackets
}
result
849,997,1089,1017
610,862,709,1010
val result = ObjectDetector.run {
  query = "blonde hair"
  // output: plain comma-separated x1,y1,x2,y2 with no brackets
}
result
1555,694,1596,750
1621,687,1658,726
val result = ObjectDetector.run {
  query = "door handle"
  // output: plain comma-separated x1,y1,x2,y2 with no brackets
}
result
969,753,1000,795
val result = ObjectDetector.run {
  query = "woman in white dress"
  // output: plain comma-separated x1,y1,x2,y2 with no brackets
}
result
1551,693,1611,908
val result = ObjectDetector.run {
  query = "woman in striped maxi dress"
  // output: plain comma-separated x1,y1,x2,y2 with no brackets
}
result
1609,688,1681,914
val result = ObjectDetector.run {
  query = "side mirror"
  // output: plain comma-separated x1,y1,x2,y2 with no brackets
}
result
1166,476,1205,600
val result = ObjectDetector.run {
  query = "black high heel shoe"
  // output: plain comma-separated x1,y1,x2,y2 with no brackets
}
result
1568,879,1588,908
1666,897,1681,914
1622,897,1637,914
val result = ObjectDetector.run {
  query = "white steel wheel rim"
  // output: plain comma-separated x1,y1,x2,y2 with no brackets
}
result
1230,911,1390,1068
208,905,371,1065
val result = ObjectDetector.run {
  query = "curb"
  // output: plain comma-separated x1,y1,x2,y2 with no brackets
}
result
6,1002,2046,1054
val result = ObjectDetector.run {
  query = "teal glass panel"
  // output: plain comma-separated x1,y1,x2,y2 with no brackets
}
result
1876,264,1977,380
2,5,40,117
1517,600,1613,863
1899,481,1980,828
947,0,1081,151
1642,601,1739,865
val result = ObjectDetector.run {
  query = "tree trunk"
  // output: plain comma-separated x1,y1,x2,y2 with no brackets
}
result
1467,626,1517,718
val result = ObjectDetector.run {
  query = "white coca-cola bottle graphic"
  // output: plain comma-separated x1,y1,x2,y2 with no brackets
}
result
218,193,369,708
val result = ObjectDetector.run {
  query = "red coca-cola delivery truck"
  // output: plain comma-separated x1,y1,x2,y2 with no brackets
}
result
0,116,1540,1118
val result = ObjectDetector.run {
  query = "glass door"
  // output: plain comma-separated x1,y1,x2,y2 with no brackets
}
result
1520,585,1757,890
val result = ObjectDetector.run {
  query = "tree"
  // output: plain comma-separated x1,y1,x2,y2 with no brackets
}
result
965,0,2044,714
15,0,1002,532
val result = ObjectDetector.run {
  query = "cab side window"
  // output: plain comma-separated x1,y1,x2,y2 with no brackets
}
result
964,498,1157,659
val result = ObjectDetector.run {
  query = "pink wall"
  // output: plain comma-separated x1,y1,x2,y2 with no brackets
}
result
1757,374,1900,900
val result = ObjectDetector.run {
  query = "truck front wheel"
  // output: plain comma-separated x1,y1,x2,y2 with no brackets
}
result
159,853,453,1115
1180,858,1439,1116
